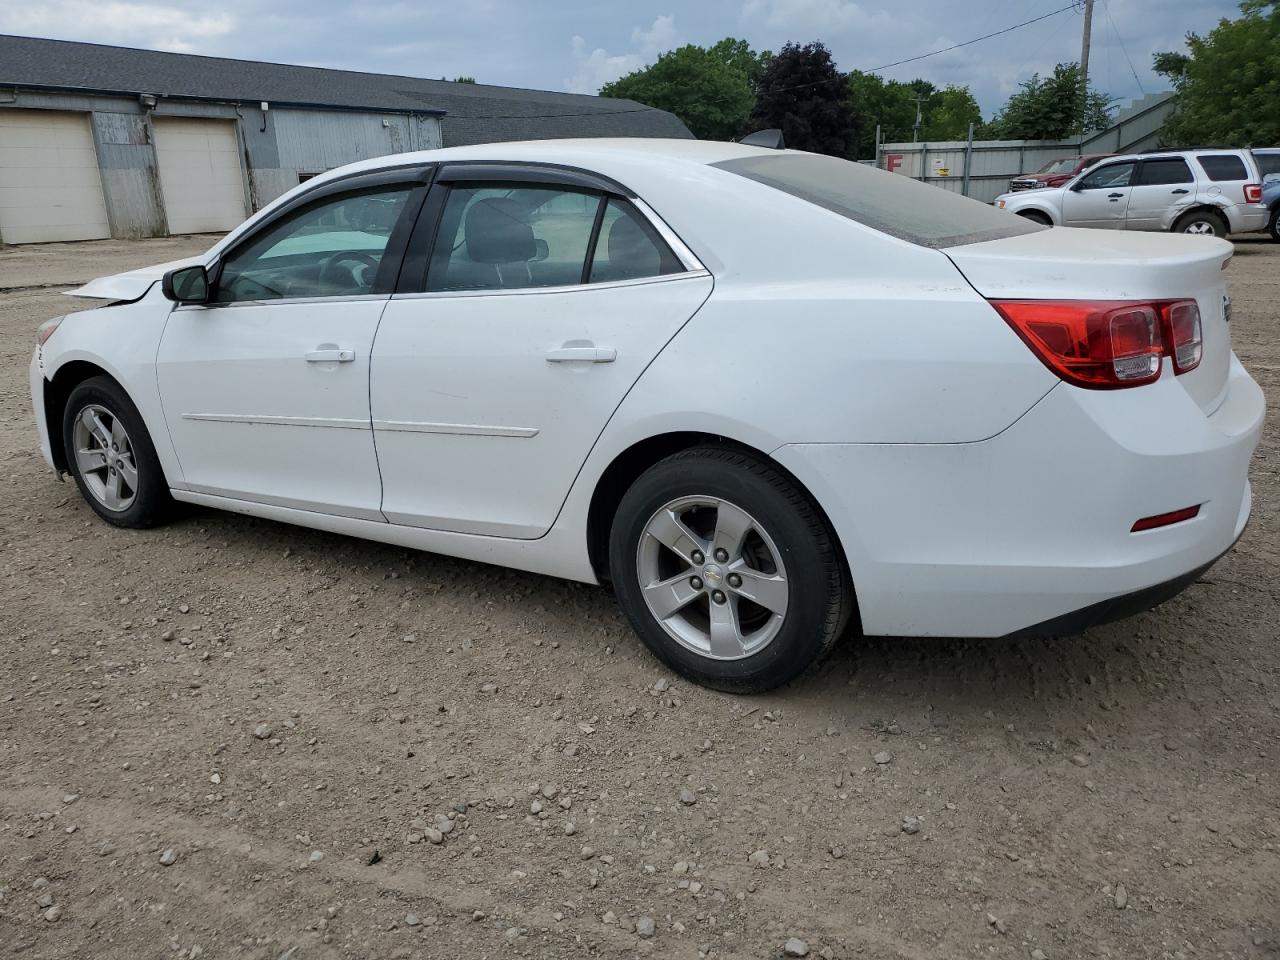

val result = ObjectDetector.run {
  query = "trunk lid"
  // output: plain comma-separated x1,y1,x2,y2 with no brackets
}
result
946,226,1234,414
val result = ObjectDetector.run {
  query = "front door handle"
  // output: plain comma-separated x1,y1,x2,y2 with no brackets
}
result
1171,188,1190,195
305,348,355,363
546,345,616,363
1108,192,1125,200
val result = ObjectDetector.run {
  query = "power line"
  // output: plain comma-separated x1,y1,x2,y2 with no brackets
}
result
865,3,1079,72
1102,0,1146,94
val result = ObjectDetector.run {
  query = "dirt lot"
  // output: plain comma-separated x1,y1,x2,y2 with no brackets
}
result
0,235,1276,960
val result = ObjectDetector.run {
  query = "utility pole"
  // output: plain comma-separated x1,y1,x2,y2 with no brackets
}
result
1079,0,1095,135
910,94,927,143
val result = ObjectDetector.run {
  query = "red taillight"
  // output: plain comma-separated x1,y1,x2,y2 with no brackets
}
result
990,299,1201,388
1131,504,1200,532
1244,183,1262,203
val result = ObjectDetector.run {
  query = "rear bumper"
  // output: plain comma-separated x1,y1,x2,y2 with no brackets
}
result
774,354,1264,637
1228,205,1269,233
1005,523,1242,637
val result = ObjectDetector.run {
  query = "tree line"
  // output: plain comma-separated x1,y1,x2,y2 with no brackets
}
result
600,39,1112,158
598,0,1278,157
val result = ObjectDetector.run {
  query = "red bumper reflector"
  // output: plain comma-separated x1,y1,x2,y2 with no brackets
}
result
1131,505,1200,532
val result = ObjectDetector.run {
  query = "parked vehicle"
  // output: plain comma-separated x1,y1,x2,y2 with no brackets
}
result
1008,154,1114,191
994,149,1269,237
1252,148,1280,241
30,139,1265,691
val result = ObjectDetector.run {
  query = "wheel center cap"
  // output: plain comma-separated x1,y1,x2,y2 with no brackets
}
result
702,564,724,585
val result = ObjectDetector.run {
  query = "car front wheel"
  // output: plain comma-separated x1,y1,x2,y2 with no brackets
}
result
62,376,173,528
609,447,852,692
1268,207,1280,243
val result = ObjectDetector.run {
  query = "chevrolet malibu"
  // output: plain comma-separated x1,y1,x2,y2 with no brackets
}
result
30,139,1265,692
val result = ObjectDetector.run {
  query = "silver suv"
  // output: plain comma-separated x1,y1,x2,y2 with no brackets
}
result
993,149,1268,237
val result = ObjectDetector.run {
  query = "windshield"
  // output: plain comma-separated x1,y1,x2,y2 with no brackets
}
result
1036,157,1079,175
712,152,1044,248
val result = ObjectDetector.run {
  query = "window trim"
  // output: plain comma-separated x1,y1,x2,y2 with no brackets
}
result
397,167,703,295
206,166,434,306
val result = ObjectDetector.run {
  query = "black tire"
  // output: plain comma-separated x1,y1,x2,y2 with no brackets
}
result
609,447,852,693
62,375,173,528
1017,210,1053,226
1268,207,1280,243
1173,209,1229,238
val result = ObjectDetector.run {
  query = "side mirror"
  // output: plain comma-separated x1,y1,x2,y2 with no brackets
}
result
1069,181,1085,192
531,238,550,262
162,265,210,304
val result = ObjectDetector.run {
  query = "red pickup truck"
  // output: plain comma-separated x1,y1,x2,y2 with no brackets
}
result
1008,155,1114,191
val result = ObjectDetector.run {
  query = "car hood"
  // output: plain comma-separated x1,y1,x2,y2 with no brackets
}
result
65,256,202,301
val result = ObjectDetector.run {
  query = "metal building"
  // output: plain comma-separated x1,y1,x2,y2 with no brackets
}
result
0,35,691,244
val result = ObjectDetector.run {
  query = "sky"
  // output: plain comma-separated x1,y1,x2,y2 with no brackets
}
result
0,0,1242,117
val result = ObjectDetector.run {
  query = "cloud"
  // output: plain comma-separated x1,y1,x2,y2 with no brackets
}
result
0,1,234,52
565,14,681,95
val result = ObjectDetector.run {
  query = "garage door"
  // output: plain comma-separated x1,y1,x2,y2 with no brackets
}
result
152,117,247,235
0,110,110,244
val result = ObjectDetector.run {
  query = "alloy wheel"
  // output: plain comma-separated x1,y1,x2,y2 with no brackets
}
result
636,495,790,661
72,403,138,512
1183,220,1217,236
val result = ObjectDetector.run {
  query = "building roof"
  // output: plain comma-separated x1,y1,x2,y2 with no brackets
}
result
0,34,692,146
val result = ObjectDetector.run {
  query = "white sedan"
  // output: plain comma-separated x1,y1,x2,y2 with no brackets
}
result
30,139,1265,691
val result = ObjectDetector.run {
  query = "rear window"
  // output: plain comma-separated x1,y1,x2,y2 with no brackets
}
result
1197,154,1248,181
1255,152,1280,177
712,153,1045,248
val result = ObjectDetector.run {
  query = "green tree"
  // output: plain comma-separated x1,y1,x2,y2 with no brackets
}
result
708,37,773,92
922,86,983,141
600,44,755,141
846,74,980,156
751,41,856,156
984,63,1113,139
452,76,477,84
1154,0,1280,145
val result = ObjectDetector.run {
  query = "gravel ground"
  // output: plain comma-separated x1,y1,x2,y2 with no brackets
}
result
1,235,1276,960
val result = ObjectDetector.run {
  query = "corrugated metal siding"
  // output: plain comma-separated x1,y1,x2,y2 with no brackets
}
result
89,112,166,238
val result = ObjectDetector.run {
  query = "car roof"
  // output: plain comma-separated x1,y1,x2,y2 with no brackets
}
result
307,138,775,188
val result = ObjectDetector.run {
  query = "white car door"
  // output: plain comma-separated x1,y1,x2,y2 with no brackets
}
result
1123,157,1195,230
371,170,712,539
1060,160,1137,228
157,173,427,519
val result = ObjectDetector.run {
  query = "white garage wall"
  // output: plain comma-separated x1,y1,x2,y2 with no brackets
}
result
0,110,110,244
151,116,248,235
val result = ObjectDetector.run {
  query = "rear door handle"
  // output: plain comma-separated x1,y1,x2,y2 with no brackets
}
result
1171,188,1190,195
546,345,616,363
305,348,355,363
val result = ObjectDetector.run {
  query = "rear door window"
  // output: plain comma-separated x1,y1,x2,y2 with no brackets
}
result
1198,154,1248,181
1136,159,1193,186
712,153,1043,248
426,185,601,291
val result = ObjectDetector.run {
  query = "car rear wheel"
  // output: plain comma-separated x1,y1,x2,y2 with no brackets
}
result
1173,210,1228,237
1268,207,1280,243
62,376,173,528
609,447,852,692
1017,210,1052,226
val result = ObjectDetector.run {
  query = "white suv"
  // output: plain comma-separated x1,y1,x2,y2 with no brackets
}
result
994,149,1268,237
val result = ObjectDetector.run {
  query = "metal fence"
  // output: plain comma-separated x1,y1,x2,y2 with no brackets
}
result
875,92,1174,203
